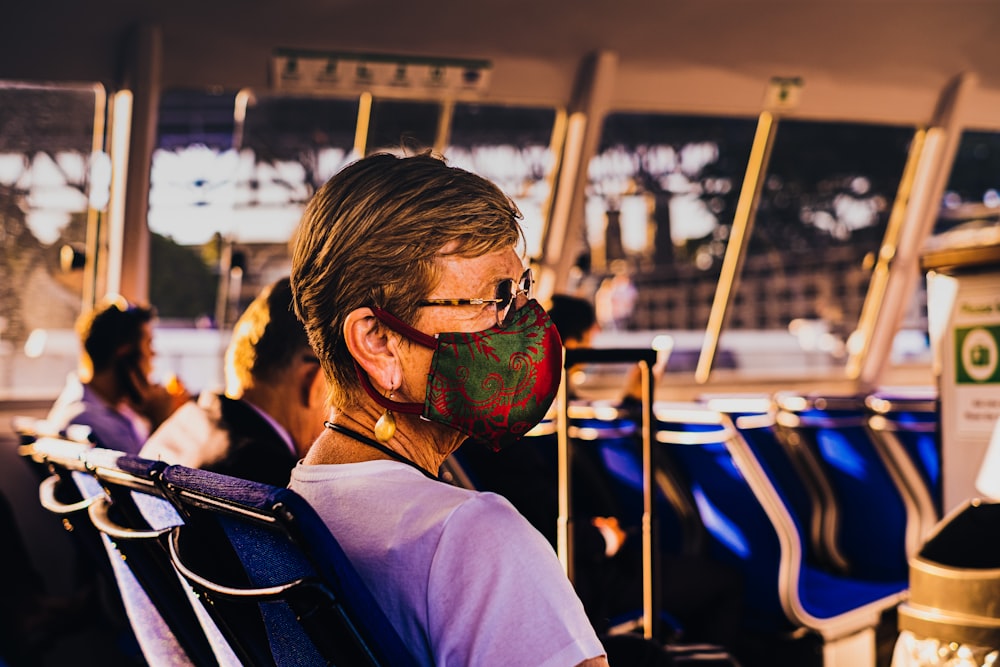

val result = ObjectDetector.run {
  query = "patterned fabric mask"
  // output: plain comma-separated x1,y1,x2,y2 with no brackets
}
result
359,300,563,450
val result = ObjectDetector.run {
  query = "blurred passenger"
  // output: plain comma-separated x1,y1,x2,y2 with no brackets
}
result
141,277,328,486
549,292,665,404
594,262,638,332
289,152,609,666
47,297,190,454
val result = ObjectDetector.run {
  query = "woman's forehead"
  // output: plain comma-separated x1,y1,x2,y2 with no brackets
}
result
433,247,524,283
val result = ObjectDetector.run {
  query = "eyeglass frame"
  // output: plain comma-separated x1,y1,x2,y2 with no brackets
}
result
418,268,533,328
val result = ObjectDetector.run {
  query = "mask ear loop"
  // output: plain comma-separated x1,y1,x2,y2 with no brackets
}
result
374,388,397,443
363,307,436,443
354,362,424,415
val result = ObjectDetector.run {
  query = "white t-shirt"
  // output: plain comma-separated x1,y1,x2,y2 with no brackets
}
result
289,460,605,667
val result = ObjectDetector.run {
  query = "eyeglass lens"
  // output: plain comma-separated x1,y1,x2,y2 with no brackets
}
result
496,271,533,327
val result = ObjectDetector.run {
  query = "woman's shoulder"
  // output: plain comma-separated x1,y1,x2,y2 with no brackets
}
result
438,488,549,549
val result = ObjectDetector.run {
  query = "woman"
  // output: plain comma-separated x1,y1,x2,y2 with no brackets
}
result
289,152,609,666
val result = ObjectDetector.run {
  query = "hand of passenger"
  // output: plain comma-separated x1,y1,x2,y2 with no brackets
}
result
133,372,191,428
592,516,627,557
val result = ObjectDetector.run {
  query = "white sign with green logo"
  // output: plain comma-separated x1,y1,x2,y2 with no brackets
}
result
952,293,1000,437
956,325,1000,384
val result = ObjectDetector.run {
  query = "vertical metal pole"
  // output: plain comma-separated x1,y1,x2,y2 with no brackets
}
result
696,111,777,384
541,50,618,295
846,128,926,381
105,90,132,298
118,24,160,304
83,85,107,310
556,356,574,581
354,92,372,157
639,358,659,639
852,72,976,387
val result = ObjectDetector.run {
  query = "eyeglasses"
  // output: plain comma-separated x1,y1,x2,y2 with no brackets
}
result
420,269,533,328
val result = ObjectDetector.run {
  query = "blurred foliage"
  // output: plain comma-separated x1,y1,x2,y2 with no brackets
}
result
149,231,218,320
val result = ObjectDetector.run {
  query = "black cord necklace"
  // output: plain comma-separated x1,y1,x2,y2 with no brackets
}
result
323,420,439,481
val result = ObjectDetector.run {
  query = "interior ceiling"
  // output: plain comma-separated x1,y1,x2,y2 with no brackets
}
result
5,0,1000,98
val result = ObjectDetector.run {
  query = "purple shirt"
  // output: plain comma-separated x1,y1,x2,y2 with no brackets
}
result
47,374,148,454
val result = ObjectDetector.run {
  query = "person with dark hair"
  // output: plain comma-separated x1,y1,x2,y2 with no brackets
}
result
47,296,190,453
548,292,663,404
548,294,598,344
141,277,329,486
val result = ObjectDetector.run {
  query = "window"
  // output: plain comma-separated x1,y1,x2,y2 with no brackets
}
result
939,130,1000,235
584,112,917,378
148,91,361,325
584,112,756,370
148,89,239,324
367,99,440,155
445,103,560,260
0,81,105,398
732,120,913,374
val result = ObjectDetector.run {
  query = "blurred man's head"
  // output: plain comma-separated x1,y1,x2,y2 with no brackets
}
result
226,278,313,393
547,294,598,349
225,277,328,455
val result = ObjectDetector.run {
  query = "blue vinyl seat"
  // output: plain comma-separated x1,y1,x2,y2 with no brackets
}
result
28,439,415,666
702,395,849,574
570,400,705,637
654,403,906,666
774,392,932,582
570,400,705,558
158,463,420,667
865,388,941,518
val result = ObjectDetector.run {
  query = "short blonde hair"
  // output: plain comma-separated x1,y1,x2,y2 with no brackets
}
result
225,277,312,394
291,152,522,408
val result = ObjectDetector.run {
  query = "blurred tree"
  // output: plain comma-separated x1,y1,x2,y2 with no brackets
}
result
149,232,218,320
0,185,35,343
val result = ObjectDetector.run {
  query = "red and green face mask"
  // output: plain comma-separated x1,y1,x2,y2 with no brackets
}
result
358,300,563,451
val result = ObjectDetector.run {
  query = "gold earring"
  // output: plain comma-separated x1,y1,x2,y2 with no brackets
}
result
374,390,396,443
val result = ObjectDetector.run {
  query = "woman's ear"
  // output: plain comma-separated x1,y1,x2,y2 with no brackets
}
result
343,308,400,392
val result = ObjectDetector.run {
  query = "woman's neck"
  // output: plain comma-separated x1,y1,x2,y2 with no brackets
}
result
308,408,460,475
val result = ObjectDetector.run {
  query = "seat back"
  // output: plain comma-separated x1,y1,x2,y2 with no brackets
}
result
654,404,791,633
575,401,705,557
774,392,917,581
13,416,93,481
12,416,94,446
89,450,241,666
866,389,941,517
23,438,115,592
26,438,214,666
704,396,849,573
159,464,419,667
